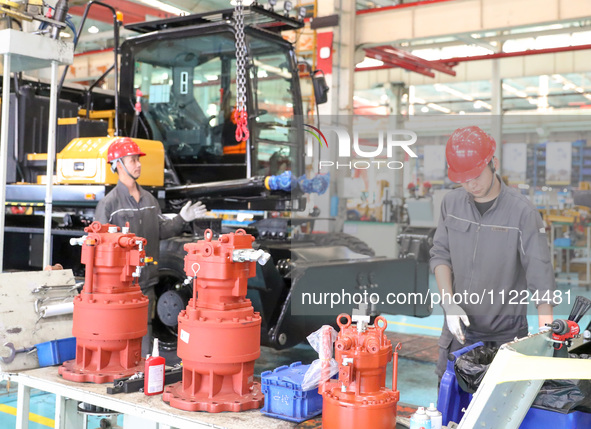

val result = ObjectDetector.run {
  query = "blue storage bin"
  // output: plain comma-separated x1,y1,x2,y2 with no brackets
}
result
35,337,76,367
521,407,591,428
437,342,482,426
554,237,573,247
437,342,591,428
261,361,323,423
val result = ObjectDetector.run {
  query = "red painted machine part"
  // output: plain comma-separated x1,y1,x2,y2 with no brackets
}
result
162,229,264,412
59,222,148,384
322,314,401,429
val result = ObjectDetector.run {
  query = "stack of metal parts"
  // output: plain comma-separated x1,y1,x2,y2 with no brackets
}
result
59,221,149,383
163,229,270,412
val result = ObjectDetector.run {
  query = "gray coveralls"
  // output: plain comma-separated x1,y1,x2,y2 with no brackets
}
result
429,177,555,378
95,181,185,354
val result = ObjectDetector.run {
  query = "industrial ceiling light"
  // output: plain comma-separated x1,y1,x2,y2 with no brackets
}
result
298,7,306,20
284,1,292,16
88,25,99,34
268,0,277,11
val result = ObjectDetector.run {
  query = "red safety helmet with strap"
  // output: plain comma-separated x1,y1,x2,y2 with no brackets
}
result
446,126,496,183
107,137,146,163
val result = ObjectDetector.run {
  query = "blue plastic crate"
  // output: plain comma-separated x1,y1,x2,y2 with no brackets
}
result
35,337,76,367
554,237,573,247
261,361,323,423
437,343,591,428
438,342,482,426
521,407,591,428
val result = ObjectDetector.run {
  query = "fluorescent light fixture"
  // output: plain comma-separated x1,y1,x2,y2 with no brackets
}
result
60,32,71,38
473,100,492,110
139,0,188,15
88,25,99,34
421,106,429,113
356,57,384,68
502,83,528,98
435,84,474,101
427,103,451,113
205,74,219,81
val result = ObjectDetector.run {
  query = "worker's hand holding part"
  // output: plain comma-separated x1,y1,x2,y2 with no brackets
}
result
180,201,207,222
443,303,470,344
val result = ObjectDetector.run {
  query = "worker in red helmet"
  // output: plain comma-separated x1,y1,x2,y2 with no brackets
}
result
96,137,207,354
429,126,555,383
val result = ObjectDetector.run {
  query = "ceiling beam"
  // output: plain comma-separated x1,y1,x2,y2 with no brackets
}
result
356,0,591,47
377,45,457,75
455,35,499,52
436,43,591,65
365,48,436,77
69,0,174,25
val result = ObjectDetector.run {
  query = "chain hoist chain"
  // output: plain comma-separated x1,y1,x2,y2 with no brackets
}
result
233,0,250,142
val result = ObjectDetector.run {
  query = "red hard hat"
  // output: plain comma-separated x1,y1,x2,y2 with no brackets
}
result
107,137,146,163
446,126,496,183
423,181,432,189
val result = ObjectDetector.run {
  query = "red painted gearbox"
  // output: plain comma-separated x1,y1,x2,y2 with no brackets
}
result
163,229,265,412
322,313,401,429
59,221,149,384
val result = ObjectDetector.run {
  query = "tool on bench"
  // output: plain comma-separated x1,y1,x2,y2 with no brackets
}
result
107,365,183,394
0,343,36,364
549,296,591,357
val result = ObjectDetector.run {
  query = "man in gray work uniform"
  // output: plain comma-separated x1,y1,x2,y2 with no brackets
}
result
95,137,206,354
430,126,555,381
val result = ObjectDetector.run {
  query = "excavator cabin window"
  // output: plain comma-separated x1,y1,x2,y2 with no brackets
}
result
130,31,299,184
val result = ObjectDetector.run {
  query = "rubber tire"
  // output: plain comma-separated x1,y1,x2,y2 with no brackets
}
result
154,236,194,349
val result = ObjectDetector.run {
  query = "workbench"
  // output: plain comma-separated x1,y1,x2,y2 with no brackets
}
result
4,366,294,429
4,367,416,429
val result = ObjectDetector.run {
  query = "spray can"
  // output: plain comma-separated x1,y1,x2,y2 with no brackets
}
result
144,338,165,396
426,403,442,429
409,406,431,429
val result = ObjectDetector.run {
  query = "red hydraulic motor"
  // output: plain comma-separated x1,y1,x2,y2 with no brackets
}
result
322,313,401,429
59,222,149,384
163,229,270,412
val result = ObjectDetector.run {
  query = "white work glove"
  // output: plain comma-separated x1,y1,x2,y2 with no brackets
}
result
443,303,470,344
180,201,207,222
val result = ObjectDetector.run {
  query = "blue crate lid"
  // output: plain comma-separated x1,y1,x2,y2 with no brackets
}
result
261,361,309,390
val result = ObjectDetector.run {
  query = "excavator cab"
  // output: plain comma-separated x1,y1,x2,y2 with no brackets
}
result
120,15,304,186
